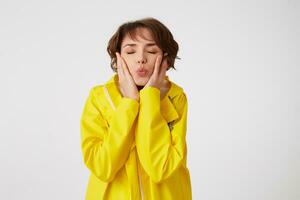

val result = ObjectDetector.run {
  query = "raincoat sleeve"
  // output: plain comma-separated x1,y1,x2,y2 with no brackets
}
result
135,86,188,183
80,87,139,182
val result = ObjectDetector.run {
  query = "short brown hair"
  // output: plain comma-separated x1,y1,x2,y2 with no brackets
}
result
107,17,180,72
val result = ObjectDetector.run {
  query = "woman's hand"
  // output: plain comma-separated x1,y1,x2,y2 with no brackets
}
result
115,52,140,102
144,53,169,92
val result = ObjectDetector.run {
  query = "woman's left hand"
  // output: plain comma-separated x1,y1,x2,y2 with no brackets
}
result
144,53,169,89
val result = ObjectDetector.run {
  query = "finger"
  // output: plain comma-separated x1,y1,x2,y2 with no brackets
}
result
159,56,168,80
153,55,162,78
116,52,125,80
116,52,123,71
119,54,132,78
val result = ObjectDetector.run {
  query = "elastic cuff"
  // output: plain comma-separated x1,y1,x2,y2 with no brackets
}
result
140,86,160,98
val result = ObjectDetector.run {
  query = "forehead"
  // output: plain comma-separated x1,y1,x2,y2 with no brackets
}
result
121,28,158,48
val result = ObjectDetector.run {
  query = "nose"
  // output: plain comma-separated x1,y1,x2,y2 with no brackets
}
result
137,53,147,64
138,58,147,64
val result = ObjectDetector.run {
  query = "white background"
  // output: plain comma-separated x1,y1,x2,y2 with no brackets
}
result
0,0,299,199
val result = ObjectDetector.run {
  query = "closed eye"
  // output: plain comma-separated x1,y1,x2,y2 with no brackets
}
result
126,51,157,54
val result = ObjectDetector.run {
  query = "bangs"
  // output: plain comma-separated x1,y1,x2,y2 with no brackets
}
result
124,27,155,43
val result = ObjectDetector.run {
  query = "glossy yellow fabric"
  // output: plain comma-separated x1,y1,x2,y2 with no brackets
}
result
80,74,192,200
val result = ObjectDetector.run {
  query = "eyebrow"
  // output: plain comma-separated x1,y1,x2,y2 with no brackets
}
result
122,42,157,49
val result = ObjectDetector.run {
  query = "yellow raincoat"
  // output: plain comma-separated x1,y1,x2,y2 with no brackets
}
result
80,74,192,199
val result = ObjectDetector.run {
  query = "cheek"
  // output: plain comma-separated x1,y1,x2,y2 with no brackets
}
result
121,56,134,70
148,56,159,71
149,56,156,64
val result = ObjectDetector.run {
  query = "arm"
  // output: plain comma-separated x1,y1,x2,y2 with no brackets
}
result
135,86,188,183
80,87,139,182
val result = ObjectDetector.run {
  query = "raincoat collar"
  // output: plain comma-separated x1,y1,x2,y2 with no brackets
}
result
104,74,182,123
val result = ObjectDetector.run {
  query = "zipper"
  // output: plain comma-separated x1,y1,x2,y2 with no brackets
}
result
138,162,145,200
104,85,145,199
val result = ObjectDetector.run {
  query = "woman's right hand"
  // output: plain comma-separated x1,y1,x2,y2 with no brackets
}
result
115,52,140,102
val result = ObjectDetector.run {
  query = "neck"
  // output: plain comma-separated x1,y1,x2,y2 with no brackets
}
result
137,85,144,91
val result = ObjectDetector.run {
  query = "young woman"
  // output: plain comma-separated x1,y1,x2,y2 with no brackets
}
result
80,17,192,200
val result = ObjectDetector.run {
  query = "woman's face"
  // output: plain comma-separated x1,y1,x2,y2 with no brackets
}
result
120,28,163,86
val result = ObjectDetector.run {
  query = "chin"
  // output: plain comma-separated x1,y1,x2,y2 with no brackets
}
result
135,81,146,86
133,77,149,86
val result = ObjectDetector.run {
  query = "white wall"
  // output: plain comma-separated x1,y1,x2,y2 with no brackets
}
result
0,0,299,199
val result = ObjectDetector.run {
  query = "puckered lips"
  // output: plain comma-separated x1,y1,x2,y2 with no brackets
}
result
136,67,148,77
